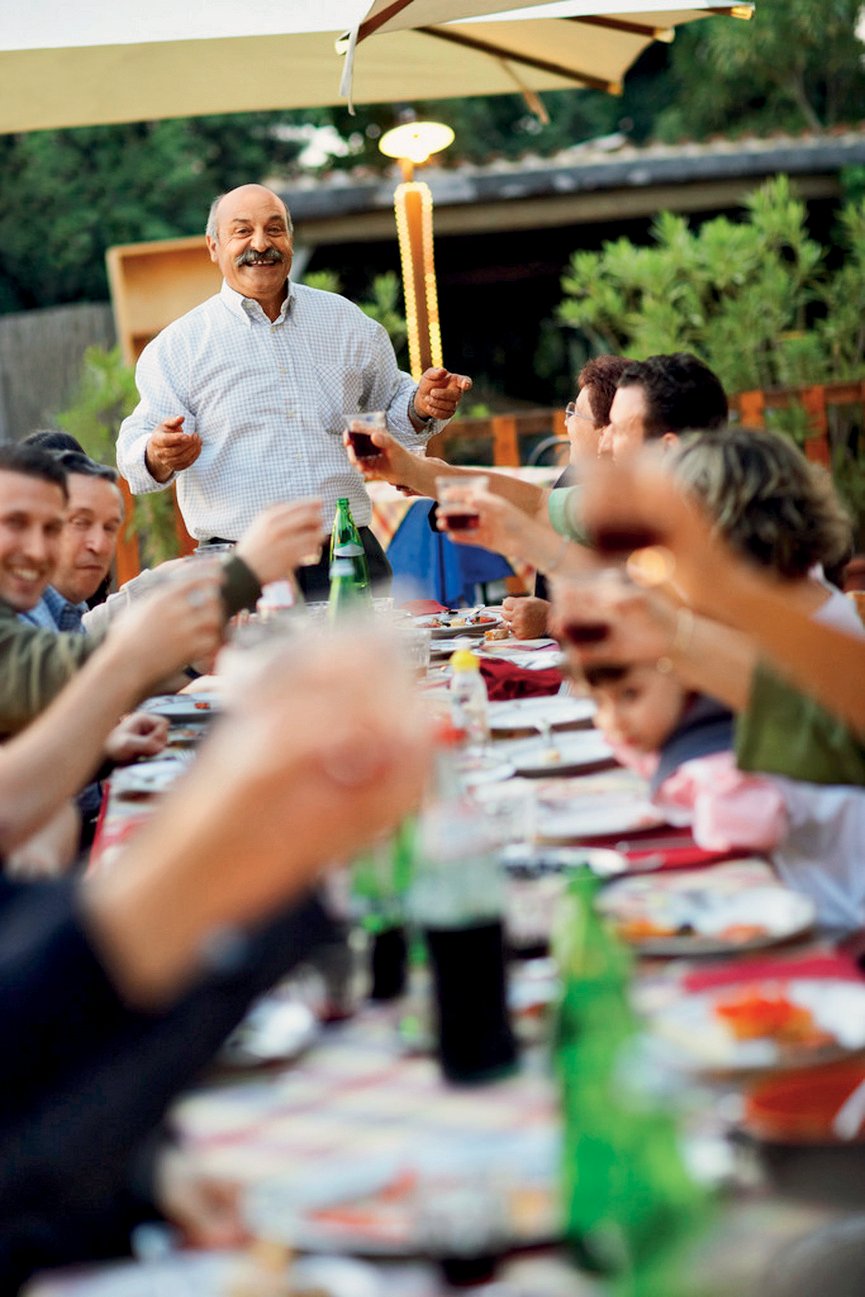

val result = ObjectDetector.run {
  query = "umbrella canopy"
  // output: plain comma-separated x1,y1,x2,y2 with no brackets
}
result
0,1,753,134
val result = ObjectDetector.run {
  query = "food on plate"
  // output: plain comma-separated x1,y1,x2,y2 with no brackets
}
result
484,625,510,641
718,923,770,944
616,916,681,941
713,986,836,1049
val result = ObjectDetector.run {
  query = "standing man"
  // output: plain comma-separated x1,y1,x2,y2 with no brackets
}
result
117,183,472,596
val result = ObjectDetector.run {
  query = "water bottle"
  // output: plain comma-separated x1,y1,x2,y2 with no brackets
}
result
449,649,489,751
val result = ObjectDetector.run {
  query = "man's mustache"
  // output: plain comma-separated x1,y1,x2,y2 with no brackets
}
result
235,247,285,267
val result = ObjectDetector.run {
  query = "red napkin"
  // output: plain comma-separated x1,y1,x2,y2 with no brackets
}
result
479,658,563,701
575,823,742,872
399,599,449,616
682,952,865,994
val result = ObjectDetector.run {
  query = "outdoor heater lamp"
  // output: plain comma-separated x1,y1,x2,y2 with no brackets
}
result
380,120,455,380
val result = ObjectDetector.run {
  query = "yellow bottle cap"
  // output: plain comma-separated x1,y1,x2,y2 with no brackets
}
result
450,649,480,671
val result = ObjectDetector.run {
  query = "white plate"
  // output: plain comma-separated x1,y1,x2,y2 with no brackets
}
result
488,695,595,733
219,997,318,1068
245,1130,558,1256
111,757,191,797
500,844,629,878
512,730,615,777
24,1252,383,1296
414,612,502,639
598,877,815,956
139,693,220,719
651,978,865,1075
535,797,665,843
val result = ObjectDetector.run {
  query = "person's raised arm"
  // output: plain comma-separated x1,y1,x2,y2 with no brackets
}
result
83,629,431,1008
0,567,223,854
580,458,865,733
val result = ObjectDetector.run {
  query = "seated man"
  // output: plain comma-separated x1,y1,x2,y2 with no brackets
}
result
18,451,122,634
0,443,325,737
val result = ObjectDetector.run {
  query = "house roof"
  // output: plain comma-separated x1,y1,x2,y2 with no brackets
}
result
277,127,865,243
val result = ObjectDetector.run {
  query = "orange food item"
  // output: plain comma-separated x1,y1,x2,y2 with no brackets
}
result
616,916,679,941
713,986,834,1048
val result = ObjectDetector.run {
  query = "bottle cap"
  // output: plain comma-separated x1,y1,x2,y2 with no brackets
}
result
450,649,480,672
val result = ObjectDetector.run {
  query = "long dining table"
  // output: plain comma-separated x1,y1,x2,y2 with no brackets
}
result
29,609,865,1296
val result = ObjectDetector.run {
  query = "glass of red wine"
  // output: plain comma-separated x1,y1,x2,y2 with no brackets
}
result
343,410,386,461
435,474,490,534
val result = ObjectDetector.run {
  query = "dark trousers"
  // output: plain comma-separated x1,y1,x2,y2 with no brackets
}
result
209,526,391,602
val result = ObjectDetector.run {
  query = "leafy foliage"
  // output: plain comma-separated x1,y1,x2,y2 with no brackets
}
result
558,175,865,533
56,346,178,565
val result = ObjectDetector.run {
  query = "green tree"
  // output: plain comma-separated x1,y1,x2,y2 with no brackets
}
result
657,0,865,140
0,114,303,313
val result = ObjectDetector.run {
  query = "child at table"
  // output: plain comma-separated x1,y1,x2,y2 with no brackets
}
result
583,661,865,934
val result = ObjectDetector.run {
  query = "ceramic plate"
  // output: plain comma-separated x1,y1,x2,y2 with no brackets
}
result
488,695,595,733
245,1130,558,1256
598,876,815,956
24,1252,383,1297
111,757,191,797
414,612,502,640
650,979,865,1075
512,730,615,778
499,844,630,878
139,693,220,720
534,796,665,843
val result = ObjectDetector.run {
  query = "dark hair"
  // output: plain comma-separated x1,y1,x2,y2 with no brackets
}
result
577,355,635,428
672,425,853,578
0,444,68,498
582,663,631,689
24,430,85,454
52,451,118,485
616,353,728,439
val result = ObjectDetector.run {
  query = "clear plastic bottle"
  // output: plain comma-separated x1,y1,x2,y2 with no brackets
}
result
448,648,489,751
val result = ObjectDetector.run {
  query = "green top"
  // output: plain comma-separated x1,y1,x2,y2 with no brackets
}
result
0,599,98,738
736,660,865,787
547,485,589,544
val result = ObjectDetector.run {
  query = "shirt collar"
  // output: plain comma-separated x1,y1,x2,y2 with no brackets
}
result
42,585,88,633
219,277,293,325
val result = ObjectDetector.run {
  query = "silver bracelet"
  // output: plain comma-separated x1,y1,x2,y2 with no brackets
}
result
656,607,695,674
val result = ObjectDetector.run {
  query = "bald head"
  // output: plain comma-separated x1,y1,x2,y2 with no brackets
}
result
206,184,293,242
206,185,294,319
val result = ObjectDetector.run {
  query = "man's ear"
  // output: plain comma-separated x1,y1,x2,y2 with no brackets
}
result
660,432,680,454
206,236,219,264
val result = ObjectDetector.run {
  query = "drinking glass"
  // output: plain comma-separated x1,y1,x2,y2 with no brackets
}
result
435,474,489,534
344,410,386,461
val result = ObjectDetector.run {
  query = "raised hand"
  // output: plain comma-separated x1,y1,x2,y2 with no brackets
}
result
413,368,473,423
144,416,203,483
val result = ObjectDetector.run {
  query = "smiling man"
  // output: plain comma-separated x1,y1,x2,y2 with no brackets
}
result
0,445,100,737
20,453,122,634
117,183,473,596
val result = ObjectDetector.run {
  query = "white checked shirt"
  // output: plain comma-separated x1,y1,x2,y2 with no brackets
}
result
117,279,439,539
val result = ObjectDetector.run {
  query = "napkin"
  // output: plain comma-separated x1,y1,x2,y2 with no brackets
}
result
479,658,563,701
682,951,865,994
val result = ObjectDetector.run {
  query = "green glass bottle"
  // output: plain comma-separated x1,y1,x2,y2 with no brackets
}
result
552,867,707,1295
328,557,360,619
352,819,415,1002
330,497,370,592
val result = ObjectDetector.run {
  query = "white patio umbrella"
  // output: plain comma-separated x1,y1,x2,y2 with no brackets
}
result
0,1,752,134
